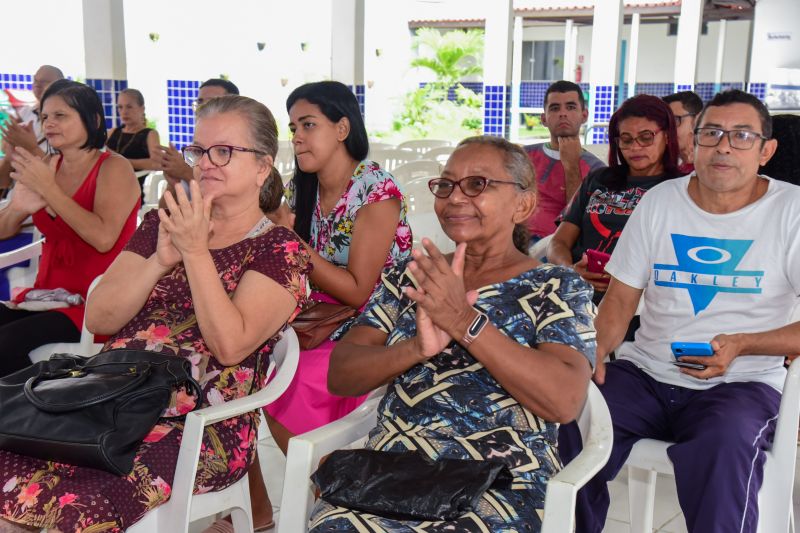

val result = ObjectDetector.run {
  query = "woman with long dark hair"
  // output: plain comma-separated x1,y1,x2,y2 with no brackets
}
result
547,94,680,303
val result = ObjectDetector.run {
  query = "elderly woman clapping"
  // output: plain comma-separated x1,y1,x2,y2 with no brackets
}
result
308,136,597,533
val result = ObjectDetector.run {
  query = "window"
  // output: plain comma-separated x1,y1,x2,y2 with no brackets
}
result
521,40,565,81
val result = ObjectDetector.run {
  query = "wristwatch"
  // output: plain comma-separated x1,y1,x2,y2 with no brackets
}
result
461,310,489,347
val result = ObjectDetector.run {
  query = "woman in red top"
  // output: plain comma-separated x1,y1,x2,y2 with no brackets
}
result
0,80,140,376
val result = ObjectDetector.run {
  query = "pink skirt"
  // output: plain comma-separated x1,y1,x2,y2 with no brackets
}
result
266,293,368,435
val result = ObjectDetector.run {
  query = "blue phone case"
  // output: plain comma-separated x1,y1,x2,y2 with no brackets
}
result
671,342,714,357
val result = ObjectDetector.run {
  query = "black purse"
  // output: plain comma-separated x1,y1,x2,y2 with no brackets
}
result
0,349,202,475
311,449,512,521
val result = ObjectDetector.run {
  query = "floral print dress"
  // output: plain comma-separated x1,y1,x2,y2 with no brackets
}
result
0,211,310,531
266,160,412,436
309,261,597,533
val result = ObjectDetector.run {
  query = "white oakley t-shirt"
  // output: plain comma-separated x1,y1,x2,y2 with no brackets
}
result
606,175,800,391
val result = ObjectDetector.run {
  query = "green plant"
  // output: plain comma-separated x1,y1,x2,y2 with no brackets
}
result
411,28,484,91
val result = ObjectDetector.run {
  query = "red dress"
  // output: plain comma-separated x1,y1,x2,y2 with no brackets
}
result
31,151,140,329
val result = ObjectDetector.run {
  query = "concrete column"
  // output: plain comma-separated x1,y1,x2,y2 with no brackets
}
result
509,16,523,143
713,19,727,93
82,0,128,128
563,19,575,82
482,0,513,137
673,0,704,92
627,13,640,99
331,0,366,116
587,0,623,144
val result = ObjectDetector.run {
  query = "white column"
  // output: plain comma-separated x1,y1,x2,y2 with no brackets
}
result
588,0,623,144
331,0,366,115
627,12,640,99
82,0,127,128
563,19,574,82
481,0,514,137
509,16,523,143
673,0,704,92
713,19,727,93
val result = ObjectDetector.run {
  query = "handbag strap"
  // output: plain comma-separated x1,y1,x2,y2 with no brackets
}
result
23,362,153,413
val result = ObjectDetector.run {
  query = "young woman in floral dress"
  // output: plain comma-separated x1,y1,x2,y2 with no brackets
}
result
0,95,310,532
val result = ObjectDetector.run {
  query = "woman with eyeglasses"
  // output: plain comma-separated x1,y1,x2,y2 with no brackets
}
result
547,94,680,303
0,95,311,532
306,136,596,532
0,80,140,378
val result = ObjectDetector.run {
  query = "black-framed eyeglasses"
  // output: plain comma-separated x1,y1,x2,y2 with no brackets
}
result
428,176,523,199
181,144,267,167
674,113,696,127
693,128,768,150
617,129,661,149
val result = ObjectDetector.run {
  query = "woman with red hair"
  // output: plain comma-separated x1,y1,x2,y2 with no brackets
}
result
547,94,680,303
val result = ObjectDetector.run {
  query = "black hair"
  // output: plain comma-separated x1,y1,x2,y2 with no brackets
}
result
200,78,240,95
759,114,800,186
662,91,703,115
286,81,369,241
545,80,586,109
697,89,772,139
40,79,106,150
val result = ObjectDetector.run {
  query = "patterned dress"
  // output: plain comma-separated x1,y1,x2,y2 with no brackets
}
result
0,211,310,531
267,160,412,435
309,261,597,533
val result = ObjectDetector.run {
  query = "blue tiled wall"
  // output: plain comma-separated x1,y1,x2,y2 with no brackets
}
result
748,82,767,101
87,79,127,129
482,84,510,137
695,82,745,102
633,83,675,98
354,84,365,117
590,85,614,144
675,83,694,92
0,73,32,90
167,79,200,148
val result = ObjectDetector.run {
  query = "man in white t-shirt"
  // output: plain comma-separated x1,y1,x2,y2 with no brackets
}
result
559,90,800,533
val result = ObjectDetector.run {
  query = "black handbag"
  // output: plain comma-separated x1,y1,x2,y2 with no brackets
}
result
311,449,512,521
0,349,202,475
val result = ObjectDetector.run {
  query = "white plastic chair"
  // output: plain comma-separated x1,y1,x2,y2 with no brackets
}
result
391,160,442,185
424,145,456,166
397,139,452,155
278,382,612,533
370,148,422,172
143,171,167,205
403,177,455,254
275,144,296,175
367,141,395,155
541,382,613,533
583,144,609,165
625,356,800,533
128,327,301,533
529,234,553,262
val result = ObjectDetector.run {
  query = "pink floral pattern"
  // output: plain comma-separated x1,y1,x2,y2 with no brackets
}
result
286,160,412,272
0,213,311,531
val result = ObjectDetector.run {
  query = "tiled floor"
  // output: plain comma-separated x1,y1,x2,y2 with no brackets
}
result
190,429,800,532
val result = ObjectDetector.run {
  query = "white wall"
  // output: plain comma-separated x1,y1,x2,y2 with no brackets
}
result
122,0,334,140
0,0,85,79
749,0,800,83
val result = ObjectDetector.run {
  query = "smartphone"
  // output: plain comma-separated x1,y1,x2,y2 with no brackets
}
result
586,249,611,274
671,342,714,370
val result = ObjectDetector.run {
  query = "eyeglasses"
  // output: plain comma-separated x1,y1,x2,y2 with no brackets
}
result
693,128,768,150
616,130,661,149
181,144,266,167
674,113,696,127
428,176,522,198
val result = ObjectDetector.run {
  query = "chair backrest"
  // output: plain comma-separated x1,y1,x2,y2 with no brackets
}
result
402,177,455,253
397,139,452,154
541,382,613,533
144,172,166,205
275,144,296,175
371,148,422,172
392,160,442,185
424,145,456,166
583,143,609,164
368,141,395,154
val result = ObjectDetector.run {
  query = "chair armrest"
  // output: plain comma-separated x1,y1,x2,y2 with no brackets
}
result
0,238,43,269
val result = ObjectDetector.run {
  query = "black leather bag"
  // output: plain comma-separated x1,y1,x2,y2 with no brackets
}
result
0,349,202,475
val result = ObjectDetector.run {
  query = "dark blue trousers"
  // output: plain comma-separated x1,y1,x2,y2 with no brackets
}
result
558,360,781,533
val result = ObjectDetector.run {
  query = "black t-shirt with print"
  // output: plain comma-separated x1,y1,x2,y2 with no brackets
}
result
562,167,667,263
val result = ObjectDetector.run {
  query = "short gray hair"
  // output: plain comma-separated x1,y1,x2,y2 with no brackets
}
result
195,95,279,161
455,136,536,192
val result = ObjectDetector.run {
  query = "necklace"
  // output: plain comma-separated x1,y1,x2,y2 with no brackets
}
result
114,128,144,156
